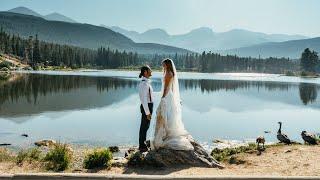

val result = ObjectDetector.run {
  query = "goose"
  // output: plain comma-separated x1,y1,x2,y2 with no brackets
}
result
301,131,318,145
256,136,265,149
277,122,291,144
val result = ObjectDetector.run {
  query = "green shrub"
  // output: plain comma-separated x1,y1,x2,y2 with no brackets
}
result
285,71,295,76
211,143,257,162
301,71,308,76
83,148,112,169
16,148,42,165
16,150,29,165
29,148,41,160
300,71,318,77
43,143,72,171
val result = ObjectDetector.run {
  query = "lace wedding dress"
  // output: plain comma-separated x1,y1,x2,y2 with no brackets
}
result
151,59,194,151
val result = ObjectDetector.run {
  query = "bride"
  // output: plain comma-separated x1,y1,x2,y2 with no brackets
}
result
151,58,194,151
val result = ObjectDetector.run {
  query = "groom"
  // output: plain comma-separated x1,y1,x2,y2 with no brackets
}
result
138,65,153,152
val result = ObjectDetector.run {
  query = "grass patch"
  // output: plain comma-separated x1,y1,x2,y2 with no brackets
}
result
43,143,72,171
83,148,112,169
211,143,257,162
16,148,42,165
0,148,14,162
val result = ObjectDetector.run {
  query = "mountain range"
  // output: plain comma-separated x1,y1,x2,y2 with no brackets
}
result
0,11,189,54
107,26,308,52
108,26,320,59
220,37,320,59
3,6,320,58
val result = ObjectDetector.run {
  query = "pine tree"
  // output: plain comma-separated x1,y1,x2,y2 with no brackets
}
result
33,34,41,63
300,48,318,72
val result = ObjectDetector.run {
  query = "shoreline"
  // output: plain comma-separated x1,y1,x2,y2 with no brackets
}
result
9,70,320,87
1,174,320,179
1,144,320,176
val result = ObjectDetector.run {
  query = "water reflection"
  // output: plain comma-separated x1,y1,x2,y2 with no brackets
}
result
1,72,320,147
0,74,141,118
299,83,318,105
0,74,319,119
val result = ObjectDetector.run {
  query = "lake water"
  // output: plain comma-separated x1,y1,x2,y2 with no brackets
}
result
1,70,320,150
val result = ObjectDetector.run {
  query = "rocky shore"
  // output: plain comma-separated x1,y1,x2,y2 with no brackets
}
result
1,140,320,176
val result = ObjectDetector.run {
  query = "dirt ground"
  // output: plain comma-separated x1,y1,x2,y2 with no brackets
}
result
1,144,320,176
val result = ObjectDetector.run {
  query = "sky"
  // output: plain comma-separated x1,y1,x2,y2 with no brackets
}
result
1,0,320,37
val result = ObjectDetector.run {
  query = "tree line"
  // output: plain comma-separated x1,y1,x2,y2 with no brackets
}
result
0,28,306,74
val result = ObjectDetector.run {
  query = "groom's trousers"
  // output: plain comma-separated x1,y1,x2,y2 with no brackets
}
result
139,103,153,150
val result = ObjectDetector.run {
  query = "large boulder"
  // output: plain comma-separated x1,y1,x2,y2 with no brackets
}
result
128,140,224,168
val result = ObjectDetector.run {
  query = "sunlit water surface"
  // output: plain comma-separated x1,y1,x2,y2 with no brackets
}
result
1,70,320,150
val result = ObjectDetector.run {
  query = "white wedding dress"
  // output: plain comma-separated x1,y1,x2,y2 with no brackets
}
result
151,60,194,151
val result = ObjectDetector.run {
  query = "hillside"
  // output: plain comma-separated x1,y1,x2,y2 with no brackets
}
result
220,37,320,59
0,12,190,54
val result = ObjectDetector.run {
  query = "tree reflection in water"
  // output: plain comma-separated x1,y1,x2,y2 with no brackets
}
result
299,83,318,105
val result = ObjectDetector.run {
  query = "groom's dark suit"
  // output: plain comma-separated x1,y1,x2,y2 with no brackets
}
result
138,77,153,151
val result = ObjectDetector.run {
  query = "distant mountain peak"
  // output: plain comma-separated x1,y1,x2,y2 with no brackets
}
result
44,12,77,23
8,6,42,17
143,28,168,35
190,27,214,33
7,6,77,23
186,27,215,38
141,28,169,39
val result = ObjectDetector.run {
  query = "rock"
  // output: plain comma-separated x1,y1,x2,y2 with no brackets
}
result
127,151,144,167
0,143,11,146
112,157,128,167
72,169,83,172
35,140,73,154
21,134,28,137
285,149,292,153
34,139,57,147
108,146,120,153
128,140,224,168
228,155,246,165
125,147,137,158
213,139,225,143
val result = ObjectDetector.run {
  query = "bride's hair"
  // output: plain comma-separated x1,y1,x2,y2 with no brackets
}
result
162,58,175,76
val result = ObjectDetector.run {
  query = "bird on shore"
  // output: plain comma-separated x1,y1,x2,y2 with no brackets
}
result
277,122,292,144
301,131,318,145
256,136,265,150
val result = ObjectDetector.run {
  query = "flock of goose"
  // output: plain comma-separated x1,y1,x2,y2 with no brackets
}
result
256,121,319,148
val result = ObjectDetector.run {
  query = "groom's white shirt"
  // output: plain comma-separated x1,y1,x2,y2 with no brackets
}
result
139,76,153,115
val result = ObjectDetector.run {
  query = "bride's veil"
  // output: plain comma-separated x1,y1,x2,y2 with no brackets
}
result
163,59,189,136
170,59,181,108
